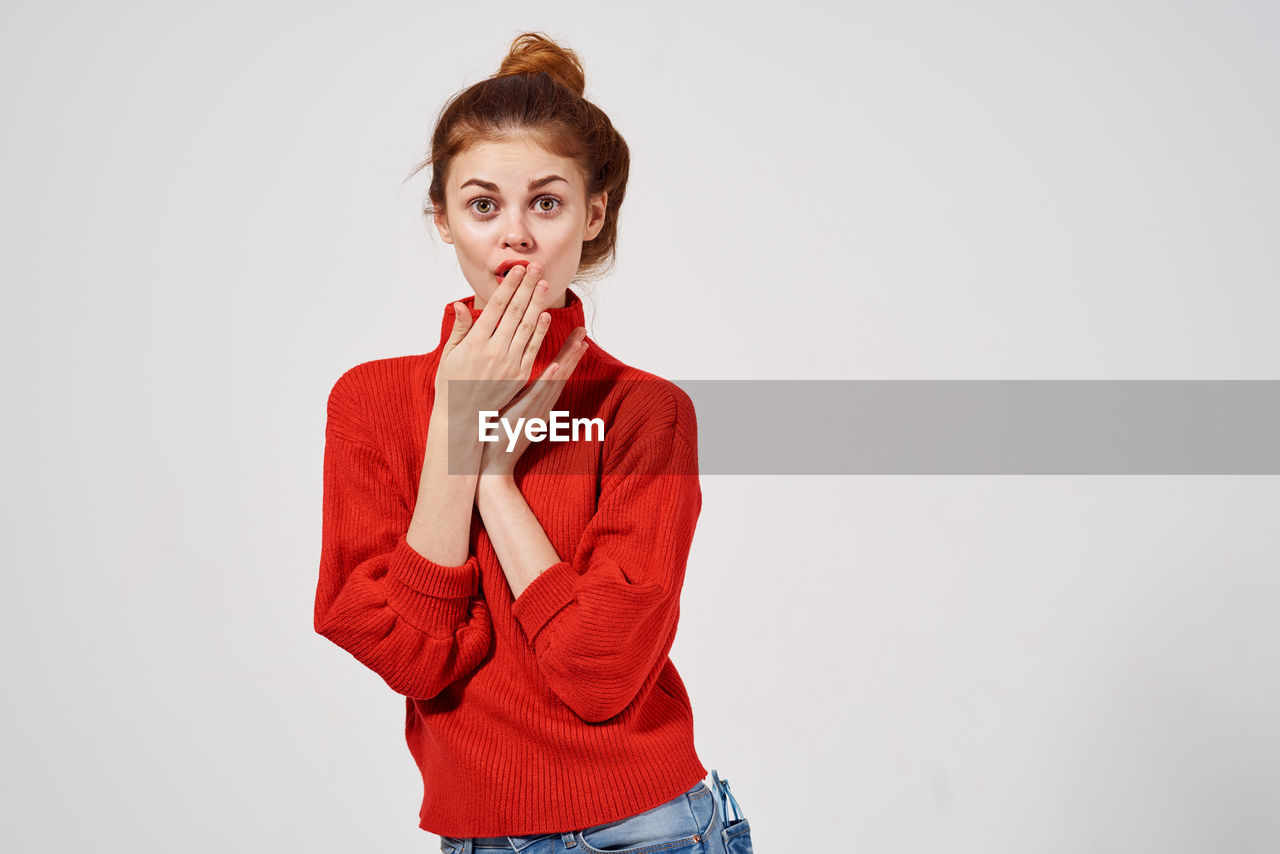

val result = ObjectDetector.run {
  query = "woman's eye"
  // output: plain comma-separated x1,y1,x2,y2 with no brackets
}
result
467,196,561,217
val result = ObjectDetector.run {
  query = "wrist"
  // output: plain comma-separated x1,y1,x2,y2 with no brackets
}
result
428,400,472,431
432,419,486,486
476,471,517,507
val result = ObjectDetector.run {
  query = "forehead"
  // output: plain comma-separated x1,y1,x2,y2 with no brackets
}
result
449,137,581,191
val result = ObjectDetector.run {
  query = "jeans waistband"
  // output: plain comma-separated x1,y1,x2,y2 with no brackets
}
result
453,779,709,850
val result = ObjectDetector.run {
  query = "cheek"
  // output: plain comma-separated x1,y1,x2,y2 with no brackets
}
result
549,229,583,260
454,233,491,263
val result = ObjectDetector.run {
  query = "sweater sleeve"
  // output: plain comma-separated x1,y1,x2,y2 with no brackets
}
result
510,403,701,723
313,376,492,700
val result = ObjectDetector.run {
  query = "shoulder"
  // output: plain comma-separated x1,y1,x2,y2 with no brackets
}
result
325,355,420,443
583,342,696,441
618,370,696,440
588,354,697,463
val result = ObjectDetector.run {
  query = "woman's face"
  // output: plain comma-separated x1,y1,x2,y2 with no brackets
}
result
434,135,607,309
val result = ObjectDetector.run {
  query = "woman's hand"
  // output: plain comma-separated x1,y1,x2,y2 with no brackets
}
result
433,262,558,414
478,328,590,479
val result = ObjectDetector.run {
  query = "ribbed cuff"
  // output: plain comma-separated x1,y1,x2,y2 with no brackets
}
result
387,533,480,598
511,560,578,644
383,535,482,634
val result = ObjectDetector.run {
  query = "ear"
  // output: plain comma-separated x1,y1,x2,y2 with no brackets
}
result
433,207,454,245
584,191,608,241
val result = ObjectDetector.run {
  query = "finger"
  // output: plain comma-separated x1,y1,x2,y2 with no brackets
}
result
504,328,588,419
548,328,589,377
471,265,525,338
529,330,589,403
509,279,556,358
440,302,471,359
500,374,552,423
511,362,566,421
493,264,541,347
518,309,553,375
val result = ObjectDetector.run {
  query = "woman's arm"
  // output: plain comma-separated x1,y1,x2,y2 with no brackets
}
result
406,390,482,567
475,474,562,598
314,374,492,701
410,266,559,564
478,382,702,723
516,418,700,722
471,333,589,597
314,269,558,698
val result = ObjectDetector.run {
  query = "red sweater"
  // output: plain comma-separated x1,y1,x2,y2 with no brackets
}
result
314,289,708,837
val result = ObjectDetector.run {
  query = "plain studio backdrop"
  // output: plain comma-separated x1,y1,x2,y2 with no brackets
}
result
2,1,1278,852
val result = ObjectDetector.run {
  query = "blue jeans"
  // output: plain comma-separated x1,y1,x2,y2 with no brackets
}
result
439,779,726,854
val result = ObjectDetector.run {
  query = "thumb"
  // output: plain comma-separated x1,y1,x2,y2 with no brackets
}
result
441,302,471,357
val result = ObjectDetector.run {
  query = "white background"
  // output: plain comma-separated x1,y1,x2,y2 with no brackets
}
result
2,1,1278,852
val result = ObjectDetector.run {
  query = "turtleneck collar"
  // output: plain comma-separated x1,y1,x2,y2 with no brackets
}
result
437,287,588,377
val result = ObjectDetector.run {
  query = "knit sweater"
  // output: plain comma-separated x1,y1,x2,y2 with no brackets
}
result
314,288,708,837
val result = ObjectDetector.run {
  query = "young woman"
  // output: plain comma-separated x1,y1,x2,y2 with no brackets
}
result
315,32,746,853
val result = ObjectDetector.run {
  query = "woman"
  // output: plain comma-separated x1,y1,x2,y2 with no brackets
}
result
315,32,743,853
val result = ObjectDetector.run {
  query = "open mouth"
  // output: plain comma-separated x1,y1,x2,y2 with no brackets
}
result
495,260,531,282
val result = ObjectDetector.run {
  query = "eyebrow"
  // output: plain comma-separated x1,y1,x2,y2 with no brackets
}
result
458,174,570,193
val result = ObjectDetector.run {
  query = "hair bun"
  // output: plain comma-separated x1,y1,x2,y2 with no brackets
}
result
494,31,586,98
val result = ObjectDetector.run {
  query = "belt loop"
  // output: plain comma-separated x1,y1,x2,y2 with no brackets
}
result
462,838,474,854
561,830,577,848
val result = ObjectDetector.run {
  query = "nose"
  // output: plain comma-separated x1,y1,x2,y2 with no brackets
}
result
501,211,533,250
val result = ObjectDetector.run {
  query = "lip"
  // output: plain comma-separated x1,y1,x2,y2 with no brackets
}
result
494,260,532,280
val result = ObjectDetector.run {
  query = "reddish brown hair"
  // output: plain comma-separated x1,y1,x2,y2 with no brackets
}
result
408,32,630,281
